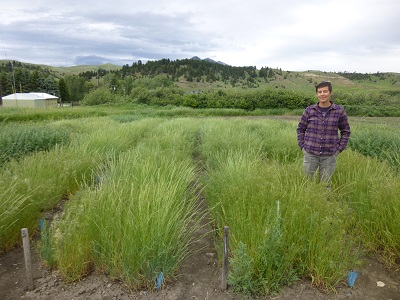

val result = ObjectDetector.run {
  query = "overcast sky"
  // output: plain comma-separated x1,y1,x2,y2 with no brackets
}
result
1,0,399,73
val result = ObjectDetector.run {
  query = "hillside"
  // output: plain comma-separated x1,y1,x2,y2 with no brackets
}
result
1,59,400,95
50,61,400,94
44,63,121,77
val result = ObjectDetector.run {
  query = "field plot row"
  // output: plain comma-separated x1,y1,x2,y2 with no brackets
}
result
1,116,399,296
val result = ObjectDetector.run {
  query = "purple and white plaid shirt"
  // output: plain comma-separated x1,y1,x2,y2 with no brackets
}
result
297,102,351,156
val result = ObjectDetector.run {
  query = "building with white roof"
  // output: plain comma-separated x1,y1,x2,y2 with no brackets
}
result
1,93,59,108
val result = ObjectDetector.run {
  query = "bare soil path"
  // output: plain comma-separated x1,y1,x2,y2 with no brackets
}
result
1,226,399,300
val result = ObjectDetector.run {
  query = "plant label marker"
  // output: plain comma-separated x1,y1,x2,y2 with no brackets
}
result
21,228,34,290
39,218,45,231
348,271,359,287
221,226,229,291
156,272,163,289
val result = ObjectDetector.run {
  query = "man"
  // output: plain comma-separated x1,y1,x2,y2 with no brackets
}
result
297,81,351,184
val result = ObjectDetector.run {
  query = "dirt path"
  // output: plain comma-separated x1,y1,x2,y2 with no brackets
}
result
1,223,399,300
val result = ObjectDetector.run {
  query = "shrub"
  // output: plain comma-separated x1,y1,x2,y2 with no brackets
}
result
81,87,115,105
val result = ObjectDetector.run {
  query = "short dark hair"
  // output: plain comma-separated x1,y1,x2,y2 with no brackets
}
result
315,81,332,93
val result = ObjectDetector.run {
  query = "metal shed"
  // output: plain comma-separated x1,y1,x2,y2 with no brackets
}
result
1,93,58,108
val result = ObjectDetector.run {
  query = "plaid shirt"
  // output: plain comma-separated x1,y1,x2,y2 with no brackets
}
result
297,102,351,156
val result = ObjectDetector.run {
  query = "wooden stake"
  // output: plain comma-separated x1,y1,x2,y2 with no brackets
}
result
221,226,229,291
21,228,34,290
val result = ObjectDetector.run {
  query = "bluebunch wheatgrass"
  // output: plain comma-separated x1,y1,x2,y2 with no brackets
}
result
200,118,360,294
53,118,203,288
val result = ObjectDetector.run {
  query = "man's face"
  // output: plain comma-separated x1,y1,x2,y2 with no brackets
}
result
317,86,332,105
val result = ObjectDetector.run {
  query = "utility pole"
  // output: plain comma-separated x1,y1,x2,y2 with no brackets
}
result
0,79,3,107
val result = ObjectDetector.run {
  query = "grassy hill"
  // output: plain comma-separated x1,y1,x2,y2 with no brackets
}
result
1,59,400,95
175,69,400,94
43,63,121,77
0,60,120,78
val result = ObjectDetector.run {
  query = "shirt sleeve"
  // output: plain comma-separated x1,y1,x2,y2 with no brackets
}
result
296,109,308,149
338,110,351,152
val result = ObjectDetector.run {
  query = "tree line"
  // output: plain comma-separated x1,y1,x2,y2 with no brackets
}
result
0,61,96,104
1,59,399,113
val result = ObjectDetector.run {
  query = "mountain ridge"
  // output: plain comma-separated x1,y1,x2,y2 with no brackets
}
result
190,56,228,66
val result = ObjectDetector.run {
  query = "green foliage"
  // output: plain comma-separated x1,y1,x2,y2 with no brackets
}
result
0,107,110,123
0,112,399,296
0,146,96,251
120,58,257,84
230,204,299,296
3,59,399,115
53,119,202,288
132,87,183,106
229,243,256,294
81,86,115,105
36,219,56,268
200,118,398,295
146,88,313,111
0,182,33,251
0,117,154,252
58,78,70,103
334,151,400,266
0,123,71,166
64,75,88,102
348,122,400,171
133,75,174,89
0,66,59,95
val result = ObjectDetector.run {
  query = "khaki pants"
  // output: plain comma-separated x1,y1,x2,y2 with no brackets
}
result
302,149,338,184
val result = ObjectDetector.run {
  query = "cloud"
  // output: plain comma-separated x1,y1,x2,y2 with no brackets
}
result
1,0,399,72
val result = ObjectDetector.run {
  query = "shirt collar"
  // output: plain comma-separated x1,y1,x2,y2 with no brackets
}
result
311,101,336,110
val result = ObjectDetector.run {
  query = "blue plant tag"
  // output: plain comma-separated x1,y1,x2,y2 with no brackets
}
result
157,272,163,289
348,271,359,287
39,218,45,231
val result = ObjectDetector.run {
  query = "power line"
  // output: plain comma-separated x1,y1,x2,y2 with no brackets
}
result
0,27,16,94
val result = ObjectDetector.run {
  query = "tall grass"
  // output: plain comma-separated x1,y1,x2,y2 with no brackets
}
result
51,119,203,288
0,107,110,123
348,122,400,172
0,182,33,248
199,119,358,295
1,113,399,297
334,151,400,266
0,117,160,252
0,146,96,251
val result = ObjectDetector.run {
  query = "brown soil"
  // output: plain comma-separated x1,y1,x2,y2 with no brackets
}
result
1,215,399,300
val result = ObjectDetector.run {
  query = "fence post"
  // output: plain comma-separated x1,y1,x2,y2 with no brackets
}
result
21,228,34,290
221,226,229,291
